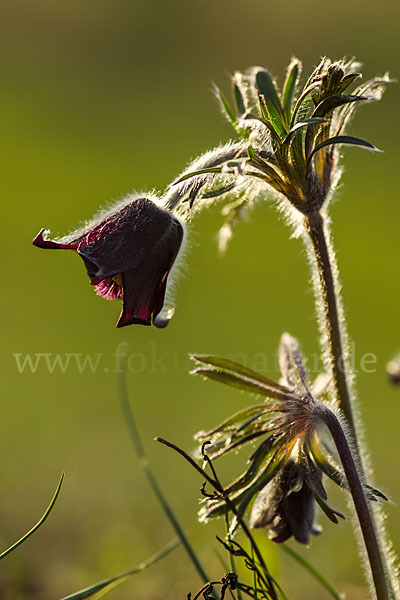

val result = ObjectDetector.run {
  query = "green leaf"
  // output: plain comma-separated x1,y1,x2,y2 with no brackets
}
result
0,473,64,561
282,118,326,147
257,93,286,139
191,354,291,397
312,94,367,119
191,367,289,399
233,83,246,115
208,429,274,462
217,87,237,124
334,75,391,136
195,404,269,438
304,456,327,500
281,545,342,600
201,183,236,199
289,84,319,171
59,538,180,600
255,69,283,116
308,437,344,489
203,445,288,520
336,72,362,94
308,437,388,502
282,59,301,119
278,332,308,391
307,135,380,165
117,353,211,587
172,166,223,186
219,444,284,507
305,95,368,160
313,493,345,525
246,146,286,192
367,486,389,502
290,83,319,126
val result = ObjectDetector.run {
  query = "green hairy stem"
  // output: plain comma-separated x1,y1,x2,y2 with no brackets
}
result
304,212,356,437
304,211,398,599
319,406,395,600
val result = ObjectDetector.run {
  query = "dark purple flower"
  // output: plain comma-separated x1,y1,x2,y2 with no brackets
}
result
250,460,322,545
33,196,185,328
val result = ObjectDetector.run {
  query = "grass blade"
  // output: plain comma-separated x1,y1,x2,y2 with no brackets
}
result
0,472,64,560
281,544,343,600
117,347,211,587
59,538,180,600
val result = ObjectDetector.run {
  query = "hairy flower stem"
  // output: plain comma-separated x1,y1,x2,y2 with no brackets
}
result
304,212,397,598
319,406,395,600
304,212,357,440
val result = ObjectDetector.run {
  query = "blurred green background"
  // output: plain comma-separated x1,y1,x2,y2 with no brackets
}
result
1,0,399,598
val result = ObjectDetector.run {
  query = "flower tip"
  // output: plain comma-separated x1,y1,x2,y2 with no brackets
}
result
153,307,175,329
153,315,171,329
32,229,79,250
32,229,51,248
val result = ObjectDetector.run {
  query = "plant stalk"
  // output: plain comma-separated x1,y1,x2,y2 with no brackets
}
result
304,211,396,599
304,212,356,439
117,362,212,588
319,406,394,600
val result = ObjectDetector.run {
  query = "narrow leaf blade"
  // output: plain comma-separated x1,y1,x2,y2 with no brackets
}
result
312,94,367,119
282,59,301,118
191,367,286,399
217,87,237,126
58,538,180,600
233,83,246,115
313,493,345,525
282,118,326,146
0,473,64,561
308,135,380,164
255,70,282,112
258,93,286,138
191,354,291,394
281,544,342,600
172,166,223,186
195,404,268,438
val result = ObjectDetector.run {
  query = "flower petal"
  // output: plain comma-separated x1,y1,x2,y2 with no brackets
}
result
32,229,79,250
77,197,183,281
116,266,169,328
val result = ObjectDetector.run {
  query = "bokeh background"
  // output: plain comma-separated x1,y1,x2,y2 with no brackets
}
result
1,0,399,598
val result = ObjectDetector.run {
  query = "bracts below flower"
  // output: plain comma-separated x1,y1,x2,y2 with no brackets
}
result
191,334,387,545
164,58,390,255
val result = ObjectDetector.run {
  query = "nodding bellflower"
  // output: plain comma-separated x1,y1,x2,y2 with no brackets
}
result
192,334,386,544
33,196,185,328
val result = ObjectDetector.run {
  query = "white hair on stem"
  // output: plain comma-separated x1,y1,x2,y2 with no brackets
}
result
302,207,400,597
